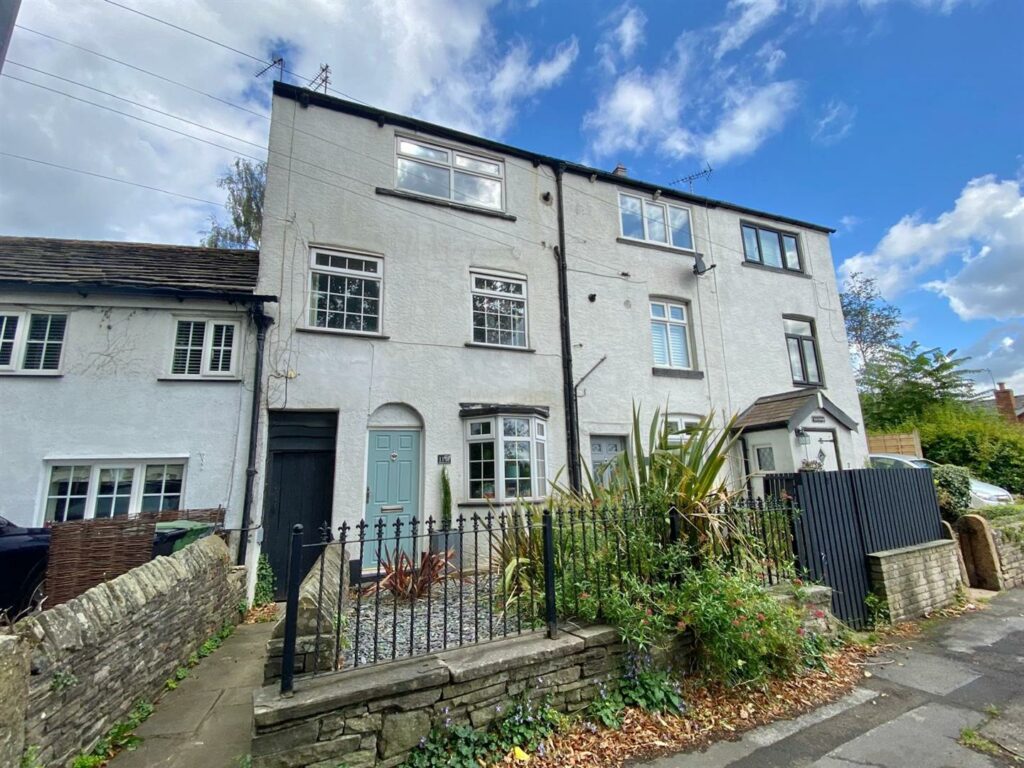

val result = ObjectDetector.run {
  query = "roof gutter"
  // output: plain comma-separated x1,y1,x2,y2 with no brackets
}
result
273,82,835,234
0,280,278,304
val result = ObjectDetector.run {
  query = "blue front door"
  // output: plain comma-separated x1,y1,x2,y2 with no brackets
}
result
365,430,421,567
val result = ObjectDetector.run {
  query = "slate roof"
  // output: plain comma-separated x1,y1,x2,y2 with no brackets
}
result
0,236,265,299
735,390,858,432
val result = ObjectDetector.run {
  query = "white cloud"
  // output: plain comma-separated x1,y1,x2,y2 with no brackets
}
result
839,214,862,233
584,33,798,166
715,0,784,60
812,99,857,145
797,0,972,18
965,323,1024,392
757,42,787,76
596,4,647,74
839,175,1024,322
0,0,577,244
703,82,800,164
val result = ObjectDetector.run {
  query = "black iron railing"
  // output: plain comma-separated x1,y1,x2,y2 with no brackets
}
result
278,500,799,695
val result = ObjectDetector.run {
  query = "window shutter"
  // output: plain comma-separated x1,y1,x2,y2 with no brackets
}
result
0,315,18,366
23,314,67,370
209,323,235,372
172,320,205,375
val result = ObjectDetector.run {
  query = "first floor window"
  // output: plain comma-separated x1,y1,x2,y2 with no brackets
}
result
0,311,68,371
471,272,527,348
171,318,240,377
45,461,186,522
396,137,504,211
465,415,547,501
742,223,802,272
650,300,693,369
784,316,822,385
308,248,382,334
619,193,694,250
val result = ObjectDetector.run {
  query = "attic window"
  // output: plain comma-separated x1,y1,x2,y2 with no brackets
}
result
396,137,504,211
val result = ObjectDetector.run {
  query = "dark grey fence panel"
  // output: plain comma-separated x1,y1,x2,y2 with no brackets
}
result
770,467,944,628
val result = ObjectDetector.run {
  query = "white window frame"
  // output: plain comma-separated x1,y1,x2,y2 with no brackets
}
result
618,193,695,251
307,247,384,335
753,445,776,473
469,270,529,349
0,310,68,373
395,136,506,211
664,414,703,446
168,317,241,378
41,459,188,523
649,300,694,370
463,414,548,502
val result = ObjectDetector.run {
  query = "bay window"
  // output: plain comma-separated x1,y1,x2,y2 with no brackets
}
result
464,414,548,501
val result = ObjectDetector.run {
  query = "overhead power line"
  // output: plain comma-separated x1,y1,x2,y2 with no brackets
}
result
96,0,368,105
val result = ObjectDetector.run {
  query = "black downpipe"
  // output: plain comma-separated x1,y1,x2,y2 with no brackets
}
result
238,301,274,566
552,164,582,492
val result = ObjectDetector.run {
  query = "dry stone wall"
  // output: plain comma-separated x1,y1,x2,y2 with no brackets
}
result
867,540,961,622
10,536,246,767
991,527,1024,589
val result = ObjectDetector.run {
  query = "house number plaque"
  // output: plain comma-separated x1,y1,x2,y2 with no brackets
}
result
437,454,452,465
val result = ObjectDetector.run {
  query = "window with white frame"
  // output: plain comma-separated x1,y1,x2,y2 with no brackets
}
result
650,300,693,369
464,414,547,501
0,312,68,372
44,461,186,522
170,319,240,377
470,272,527,348
396,137,504,211
619,193,694,250
754,445,776,472
664,414,703,446
308,249,383,334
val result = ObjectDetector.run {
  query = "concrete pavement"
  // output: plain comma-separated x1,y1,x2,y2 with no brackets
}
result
110,620,276,768
638,588,1024,767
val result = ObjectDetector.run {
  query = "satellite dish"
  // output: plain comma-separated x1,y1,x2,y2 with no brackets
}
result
692,253,716,276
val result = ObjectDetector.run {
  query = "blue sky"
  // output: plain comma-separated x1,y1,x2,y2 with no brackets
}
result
3,0,1022,388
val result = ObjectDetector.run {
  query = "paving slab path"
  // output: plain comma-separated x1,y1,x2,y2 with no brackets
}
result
110,620,276,768
638,588,1024,768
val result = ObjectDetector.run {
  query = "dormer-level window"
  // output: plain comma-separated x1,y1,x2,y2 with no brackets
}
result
170,319,240,377
742,223,803,272
396,137,504,211
0,312,67,372
619,193,694,250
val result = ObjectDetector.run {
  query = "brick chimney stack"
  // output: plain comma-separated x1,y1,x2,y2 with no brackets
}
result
612,163,628,177
994,382,1017,423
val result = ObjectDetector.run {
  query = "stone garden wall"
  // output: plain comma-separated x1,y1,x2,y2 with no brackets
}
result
8,536,246,767
991,527,1024,589
867,539,961,622
252,626,625,768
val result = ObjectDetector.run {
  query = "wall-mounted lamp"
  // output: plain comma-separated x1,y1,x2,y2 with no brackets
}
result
795,428,811,446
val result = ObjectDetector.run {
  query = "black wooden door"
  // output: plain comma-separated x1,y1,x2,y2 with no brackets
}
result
262,411,337,599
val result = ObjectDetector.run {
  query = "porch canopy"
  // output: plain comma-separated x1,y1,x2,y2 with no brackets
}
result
734,390,858,434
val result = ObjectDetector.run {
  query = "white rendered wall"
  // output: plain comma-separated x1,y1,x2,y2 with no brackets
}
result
0,292,255,528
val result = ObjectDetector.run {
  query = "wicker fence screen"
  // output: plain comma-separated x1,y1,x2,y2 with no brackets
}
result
44,507,226,608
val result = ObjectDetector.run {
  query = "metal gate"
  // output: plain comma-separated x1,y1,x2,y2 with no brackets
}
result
769,468,944,628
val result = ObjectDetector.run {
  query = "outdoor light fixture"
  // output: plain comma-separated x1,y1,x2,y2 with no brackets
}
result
796,428,811,446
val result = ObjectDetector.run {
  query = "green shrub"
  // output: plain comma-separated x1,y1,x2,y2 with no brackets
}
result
439,467,453,530
253,554,275,607
675,562,804,686
918,404,1024,494
932,464,972,520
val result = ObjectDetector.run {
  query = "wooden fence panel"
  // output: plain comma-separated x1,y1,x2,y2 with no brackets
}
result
867,431,922,458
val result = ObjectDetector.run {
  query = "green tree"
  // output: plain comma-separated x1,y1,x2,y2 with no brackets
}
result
839,271,903,381
201,158,265,249
860,343,977,430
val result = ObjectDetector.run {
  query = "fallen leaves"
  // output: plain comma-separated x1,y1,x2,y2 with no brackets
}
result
529,645,867,768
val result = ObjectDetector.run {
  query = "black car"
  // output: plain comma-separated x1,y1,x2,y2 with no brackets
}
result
0,516,50,619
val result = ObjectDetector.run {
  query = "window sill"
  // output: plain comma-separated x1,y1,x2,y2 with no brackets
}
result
464,342,535,354
0,370,63,378
616,237,696,257
652,367,704,380
457,499,545,508
376,187,517,222
157,376,242,383
296,326,390,340
741,260,810,279
792,381,825,390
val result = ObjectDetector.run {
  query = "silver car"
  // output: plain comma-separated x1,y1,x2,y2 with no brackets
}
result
868,453,1014,508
